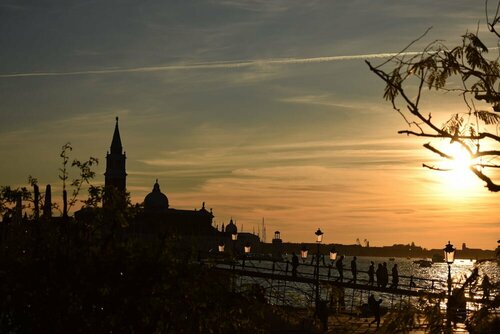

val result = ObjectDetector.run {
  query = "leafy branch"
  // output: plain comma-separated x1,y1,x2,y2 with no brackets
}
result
367,9,500,192
58,143,99,214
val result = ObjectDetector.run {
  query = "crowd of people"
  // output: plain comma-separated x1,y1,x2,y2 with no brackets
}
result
334,257,399,289
290,254,492,298
288,253,494,331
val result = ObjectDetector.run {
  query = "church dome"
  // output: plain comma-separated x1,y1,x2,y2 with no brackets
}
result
225,218,237,235
144,180,169,212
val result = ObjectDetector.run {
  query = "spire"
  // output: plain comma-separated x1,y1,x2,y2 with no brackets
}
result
153,179,160,192
110,117,123,154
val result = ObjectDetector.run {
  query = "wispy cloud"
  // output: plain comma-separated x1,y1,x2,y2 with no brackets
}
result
0,52,422,78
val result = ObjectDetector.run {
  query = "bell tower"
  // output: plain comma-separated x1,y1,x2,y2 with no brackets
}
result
105,117,127,194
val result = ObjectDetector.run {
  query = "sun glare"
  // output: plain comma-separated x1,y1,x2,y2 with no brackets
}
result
439,143,478,192
448,144,472,172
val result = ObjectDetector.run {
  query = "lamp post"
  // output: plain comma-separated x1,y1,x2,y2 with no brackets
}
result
314,228,324,311
242,242,251,268
329,246,337,264
443,241,456,295
218,241,225,253
231,231,238,257
300,245,309,263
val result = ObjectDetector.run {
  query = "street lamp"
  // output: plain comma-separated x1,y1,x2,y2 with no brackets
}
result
329,246,337,264
231,231,238,257
315,228,324,243
218,241,225,253
300,245,309,263
444,241,456,295
244,243,251,254
314,228,323,312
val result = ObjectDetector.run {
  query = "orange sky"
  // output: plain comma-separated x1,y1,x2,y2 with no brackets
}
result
0,0,498,249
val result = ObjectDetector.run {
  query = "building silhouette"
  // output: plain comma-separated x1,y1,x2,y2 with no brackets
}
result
101,118,219,240
3,117,261,253
137,179,215,236
104,117,127,196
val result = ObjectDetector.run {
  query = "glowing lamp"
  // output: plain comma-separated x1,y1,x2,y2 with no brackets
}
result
315,228,323,243
443,241,455,264
231,232,238,241
244,243,251,254
329,247,337,262
218,241,225,253
300,245,309,262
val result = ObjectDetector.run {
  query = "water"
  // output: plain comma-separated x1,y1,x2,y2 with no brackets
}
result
288,255,498,287
225,255,498,310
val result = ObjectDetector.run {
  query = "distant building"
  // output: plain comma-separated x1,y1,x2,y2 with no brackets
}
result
105,117,127,198
3,117,261,253
76,118,262,251
136,179,215,236
272,231,283,259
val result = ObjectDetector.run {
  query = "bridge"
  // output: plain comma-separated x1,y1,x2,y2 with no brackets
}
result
201,256,495,316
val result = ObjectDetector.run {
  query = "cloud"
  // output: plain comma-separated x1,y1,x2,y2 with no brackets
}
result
0,51,423,78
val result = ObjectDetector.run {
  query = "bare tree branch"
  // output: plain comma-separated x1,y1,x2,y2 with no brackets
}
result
367,8,500,191
423,164,452,171
423,143,453,160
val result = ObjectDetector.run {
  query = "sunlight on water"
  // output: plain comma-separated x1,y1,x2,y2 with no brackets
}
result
240,256,498,306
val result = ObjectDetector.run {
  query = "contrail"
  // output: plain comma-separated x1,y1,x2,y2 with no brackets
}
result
0,51,423,78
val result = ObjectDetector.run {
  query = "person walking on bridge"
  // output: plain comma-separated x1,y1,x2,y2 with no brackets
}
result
368,294,383,329
390,263,399,289
381,262,389,288
481,274,491,300
376,263,382,287
351,256,357,284
368,261,375,285
336,255,344,282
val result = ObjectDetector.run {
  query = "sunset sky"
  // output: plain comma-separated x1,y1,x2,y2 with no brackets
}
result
1,0,498,249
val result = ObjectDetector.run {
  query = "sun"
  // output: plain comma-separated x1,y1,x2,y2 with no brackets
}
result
440,143,477,192
447,143,472,172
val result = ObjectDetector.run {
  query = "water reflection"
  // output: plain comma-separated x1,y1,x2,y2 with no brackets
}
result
228,255,498,316
293,256,498,284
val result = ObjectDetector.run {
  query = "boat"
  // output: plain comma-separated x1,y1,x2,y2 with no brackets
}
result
432,253,445,263
389,257,395,261
413,259,432,267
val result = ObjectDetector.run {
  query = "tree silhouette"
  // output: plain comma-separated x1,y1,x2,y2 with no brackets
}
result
58,142,99,214
367,2,500,192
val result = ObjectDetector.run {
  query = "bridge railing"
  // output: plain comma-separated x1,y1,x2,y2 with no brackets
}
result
210,256,451,294
200,253,498,307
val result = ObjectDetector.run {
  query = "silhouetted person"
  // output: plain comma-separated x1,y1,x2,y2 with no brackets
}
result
376,263,382,287
291,252,299,277
381,262,388,288
409,275,416,288
336,255,344,282
317,300,328,332
390,264,399,289
481,274,491,300
368,261,375,285
447,288,467,323
368,294,383,329
351,256,357,283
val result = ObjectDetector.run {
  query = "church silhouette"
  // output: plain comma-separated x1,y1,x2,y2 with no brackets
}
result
85,117,217,237
1,117,260,253
95,118,259,250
